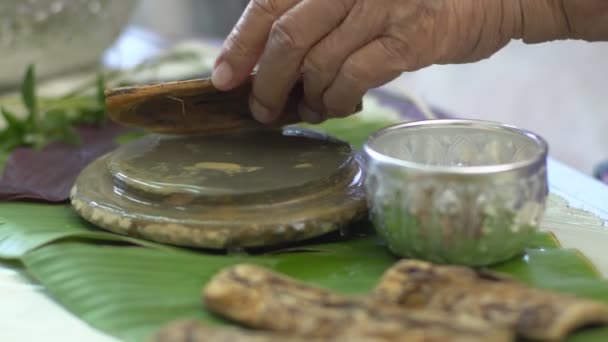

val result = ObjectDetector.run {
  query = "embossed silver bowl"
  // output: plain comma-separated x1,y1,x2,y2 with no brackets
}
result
363,119,548,266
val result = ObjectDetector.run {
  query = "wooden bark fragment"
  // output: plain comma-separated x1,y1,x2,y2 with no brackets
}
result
150,320,315,342
203,264,513,342
372,259,608,341
105,76,362,134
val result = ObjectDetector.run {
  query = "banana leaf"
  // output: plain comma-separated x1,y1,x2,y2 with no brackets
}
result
2,107,608,342
0,202,181,259
21,232,608,342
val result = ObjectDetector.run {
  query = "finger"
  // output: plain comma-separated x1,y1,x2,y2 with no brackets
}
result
250,0,354,124
299,1,387,120
212,0,301,90
323,37,409,118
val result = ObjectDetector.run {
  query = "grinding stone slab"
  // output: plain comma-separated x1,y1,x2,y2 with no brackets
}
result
70,127,367,249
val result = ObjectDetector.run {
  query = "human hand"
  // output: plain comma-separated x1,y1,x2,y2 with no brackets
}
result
210,0,525,124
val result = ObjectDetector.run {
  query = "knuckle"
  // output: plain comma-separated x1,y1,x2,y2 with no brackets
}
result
378,38,410,64
321,0,354,21
341,60,372,92
334,0,355,15
251,0,284,17
224,28,253,58
324,95,357,118
301,56,332,112
301,55,324,76
269,18,303,51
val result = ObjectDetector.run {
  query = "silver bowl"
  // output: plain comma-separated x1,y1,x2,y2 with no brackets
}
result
363,119,549,266
0,0,138,88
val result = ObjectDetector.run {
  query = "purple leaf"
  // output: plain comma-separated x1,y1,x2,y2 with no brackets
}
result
0,123,131,202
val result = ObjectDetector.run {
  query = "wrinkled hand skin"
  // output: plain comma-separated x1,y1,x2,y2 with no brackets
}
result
212,0,606,124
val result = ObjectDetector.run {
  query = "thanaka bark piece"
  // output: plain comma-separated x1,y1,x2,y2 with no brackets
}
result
105,76,361,134
372,259,608,341
202,264,513,342
151,320,315,342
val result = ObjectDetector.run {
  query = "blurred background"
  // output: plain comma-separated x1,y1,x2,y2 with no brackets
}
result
1,0,606,176
131,0,249,40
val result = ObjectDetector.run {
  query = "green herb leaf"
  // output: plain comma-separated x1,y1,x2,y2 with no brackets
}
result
1,108,19,126
21,65,38,127
33,109,81,149
1,47,211,154
0,107,27,151
0,66,111,152
1,108,25,134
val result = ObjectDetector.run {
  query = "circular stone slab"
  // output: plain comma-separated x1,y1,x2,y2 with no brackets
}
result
70,127,367,249
107,128,354,198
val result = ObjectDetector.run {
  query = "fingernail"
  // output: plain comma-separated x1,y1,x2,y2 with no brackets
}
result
298,103,323,124
250,98,273,123
212,61,233,89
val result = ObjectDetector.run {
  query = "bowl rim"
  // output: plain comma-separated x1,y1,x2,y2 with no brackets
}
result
363,119,549,175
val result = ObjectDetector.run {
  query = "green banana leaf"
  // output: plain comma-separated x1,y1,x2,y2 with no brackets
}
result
0,202,181,259
20,232,608,342
2,113,608,342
